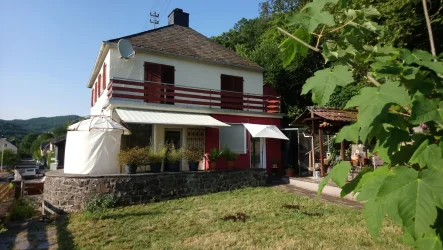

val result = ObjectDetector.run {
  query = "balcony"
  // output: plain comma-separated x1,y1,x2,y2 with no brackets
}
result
107,78,281,113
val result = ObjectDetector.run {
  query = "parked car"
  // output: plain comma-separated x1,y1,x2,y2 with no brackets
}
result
22,169,37,179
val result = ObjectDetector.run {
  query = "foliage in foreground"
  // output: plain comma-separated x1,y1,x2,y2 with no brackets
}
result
83,194,117,219
60,188,406,249
10,198,35,221
280,0,443,248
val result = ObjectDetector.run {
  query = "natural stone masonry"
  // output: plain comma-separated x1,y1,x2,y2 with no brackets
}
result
44,169,267,213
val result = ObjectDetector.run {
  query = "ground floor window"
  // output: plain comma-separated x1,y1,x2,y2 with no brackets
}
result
121,124,152,149
219,124,246,153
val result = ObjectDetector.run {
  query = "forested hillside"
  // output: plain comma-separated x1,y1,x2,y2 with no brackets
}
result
0,115,80,139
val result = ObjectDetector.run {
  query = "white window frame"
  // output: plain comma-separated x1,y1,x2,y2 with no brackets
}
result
219,123,247,154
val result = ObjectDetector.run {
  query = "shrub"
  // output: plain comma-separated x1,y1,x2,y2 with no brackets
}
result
208,147,222,162
84,194,116,218
146,145,167,163
184,147,204,162
166,144,184,162
118,147,147,167
222,146,239,161
10,198,34,221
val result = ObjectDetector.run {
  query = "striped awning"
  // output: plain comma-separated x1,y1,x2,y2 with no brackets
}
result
115,109,230,127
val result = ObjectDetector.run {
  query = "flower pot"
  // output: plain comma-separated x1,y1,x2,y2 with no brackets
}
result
314,170,321,178
209,162,217,170
285,168,294,177
168,162,180,172
227,161,235,170
150,163,162,173
188,161,199,171
125,164,137,174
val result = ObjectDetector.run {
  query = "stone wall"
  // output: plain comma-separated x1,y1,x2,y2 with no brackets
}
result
43,169,267,213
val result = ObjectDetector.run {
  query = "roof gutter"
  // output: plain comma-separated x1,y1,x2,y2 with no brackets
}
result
86,42,109,88
104,41,265,73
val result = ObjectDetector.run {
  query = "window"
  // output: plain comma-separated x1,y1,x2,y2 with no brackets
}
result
121,124,153,149
144,62,175,104
219,124,246,154
220,74,243,110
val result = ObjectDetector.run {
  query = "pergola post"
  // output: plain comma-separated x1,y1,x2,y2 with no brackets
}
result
311,112,315,177
340,141,345,160
319,128,325,177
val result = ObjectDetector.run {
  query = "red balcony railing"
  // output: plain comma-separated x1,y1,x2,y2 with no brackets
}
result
107,78,281,113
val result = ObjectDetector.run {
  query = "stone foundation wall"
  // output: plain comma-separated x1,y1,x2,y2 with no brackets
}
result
43,169,266,213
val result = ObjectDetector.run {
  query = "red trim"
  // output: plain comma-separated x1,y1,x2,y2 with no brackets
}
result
98,74,102,95
102,63,107,90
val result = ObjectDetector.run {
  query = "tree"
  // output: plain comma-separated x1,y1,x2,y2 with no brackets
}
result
30,133,54,160
280,0,443,248
2,149,19,167
19,133,38,156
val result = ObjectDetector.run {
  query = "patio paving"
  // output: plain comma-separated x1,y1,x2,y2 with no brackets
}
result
274,184,363,209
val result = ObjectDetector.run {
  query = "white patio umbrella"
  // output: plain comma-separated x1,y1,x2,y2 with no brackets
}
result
68,116,131,135
243,123,289,140
243,123,289,169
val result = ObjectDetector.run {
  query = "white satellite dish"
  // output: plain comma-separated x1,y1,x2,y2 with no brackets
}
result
118,39,136,59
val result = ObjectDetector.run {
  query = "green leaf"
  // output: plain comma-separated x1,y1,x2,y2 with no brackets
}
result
318,161,352,195
377,168,443,239
409,93,443,124
371,62,403,78
302,0,337,13
400,49,443,74
335,122,360,143
341,166,373,197
279,27,310,67
288,6,335,33
302,65,354,106
356,166,392,202
362,6,380,17
345,81,411,128
363,199,384,238
372,126,410,163
409,140,443,169
401,66,420,80
414,230,443,250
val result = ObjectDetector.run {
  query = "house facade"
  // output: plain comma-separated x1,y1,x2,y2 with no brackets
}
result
87,8,285,173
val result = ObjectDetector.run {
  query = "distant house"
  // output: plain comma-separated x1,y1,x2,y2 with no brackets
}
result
0,138,18,154
87,8,285,172
50,137,66,167
40,142,50,156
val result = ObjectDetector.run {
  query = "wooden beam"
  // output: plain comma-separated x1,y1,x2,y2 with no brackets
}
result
341,141,345,161
319,128,325,177
311,111,315,177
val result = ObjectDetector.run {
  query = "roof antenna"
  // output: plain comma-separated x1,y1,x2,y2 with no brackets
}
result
150,11,159,29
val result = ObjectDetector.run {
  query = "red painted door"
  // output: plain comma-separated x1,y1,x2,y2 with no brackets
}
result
144,62,175,104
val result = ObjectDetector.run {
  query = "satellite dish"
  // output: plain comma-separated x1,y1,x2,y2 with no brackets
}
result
118,39,136,59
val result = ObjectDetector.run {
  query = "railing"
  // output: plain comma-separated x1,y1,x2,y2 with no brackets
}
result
107,78,281,113
0,183,14,202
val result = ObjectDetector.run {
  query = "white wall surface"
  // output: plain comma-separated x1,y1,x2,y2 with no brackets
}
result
0,139,17,153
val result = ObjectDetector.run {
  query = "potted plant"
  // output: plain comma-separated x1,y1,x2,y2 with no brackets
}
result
118,147,145,174
222,146,239,170
166,144,183,172
184,147,204,171
272,158,279,168
208,147,222,170
286,165,295,177
146,145,167,173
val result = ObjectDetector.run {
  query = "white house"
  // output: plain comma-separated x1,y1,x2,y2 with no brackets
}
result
0,138,17,154
86,8,286,173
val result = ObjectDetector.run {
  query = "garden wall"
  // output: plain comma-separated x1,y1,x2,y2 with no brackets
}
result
43,169,267,214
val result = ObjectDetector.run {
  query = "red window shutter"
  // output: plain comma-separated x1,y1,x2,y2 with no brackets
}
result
91,88,94,107
102,64,107,90
98,74,102,95
94,82,98,103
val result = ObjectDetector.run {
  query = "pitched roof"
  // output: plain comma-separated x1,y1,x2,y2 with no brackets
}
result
292,107,357,125
107,25,263,71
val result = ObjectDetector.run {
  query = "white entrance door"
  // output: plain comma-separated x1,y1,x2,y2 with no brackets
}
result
250,137,266,169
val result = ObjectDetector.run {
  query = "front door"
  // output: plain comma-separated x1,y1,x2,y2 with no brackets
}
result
250,137,266,168
164,129,182,171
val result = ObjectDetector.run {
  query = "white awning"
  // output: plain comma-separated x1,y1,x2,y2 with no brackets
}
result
116,109,230,127
243,123,289,140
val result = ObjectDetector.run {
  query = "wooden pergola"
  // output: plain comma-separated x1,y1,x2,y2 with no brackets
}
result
292,107,357,177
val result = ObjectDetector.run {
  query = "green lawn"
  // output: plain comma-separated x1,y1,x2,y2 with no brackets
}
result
57,187,407,249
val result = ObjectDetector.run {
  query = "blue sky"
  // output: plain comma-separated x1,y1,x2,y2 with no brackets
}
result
0,0,261,120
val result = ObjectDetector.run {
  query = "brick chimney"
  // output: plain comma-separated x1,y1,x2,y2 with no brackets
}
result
168,8,189,27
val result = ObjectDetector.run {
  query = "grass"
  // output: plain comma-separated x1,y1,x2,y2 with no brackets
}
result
58,187,407,250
